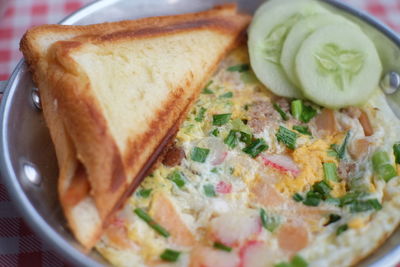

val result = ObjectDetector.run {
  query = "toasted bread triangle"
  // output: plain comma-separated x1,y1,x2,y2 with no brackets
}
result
20,4,250,249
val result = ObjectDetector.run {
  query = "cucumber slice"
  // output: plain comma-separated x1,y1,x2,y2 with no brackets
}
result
296,24,382,108
281,14,358,87
248,0,329,98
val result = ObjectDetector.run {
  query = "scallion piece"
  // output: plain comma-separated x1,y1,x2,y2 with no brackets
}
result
195,107,207,122
243,138,268,158
219,92,233,98
323,162,338,182
293,125,311,136
227,64,250,73
211,128,219,137
293,193,303,202
300,104,317,123
276,126,297,150
167,170,186,188
137,188,152,198
324,214,341,226
239,132,252,145
213,242,232,252
291,255,308,267
202,81,214,94
260,208,280,232
273,103,289,121
212,113,232,126
336,224,348,236
291,100,303,120
224,130,238,148
372,150,397,182
349,199,382,213
303,191,321,207
312,180,332,199
134,208,170,237
338,132,350,159
160,249,180,262
191,147,210,163
393,143,400,164
204,184,216,197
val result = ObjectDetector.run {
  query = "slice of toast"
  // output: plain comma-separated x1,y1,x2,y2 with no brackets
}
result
20,4,251,249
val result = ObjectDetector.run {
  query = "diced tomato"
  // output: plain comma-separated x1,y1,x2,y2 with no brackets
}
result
216,181,232,194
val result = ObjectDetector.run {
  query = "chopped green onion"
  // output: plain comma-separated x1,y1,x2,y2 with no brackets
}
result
212,113,232,126
325,197,341,206
338,191,367,207
274,263,292,267
239,132,252,145
291,255,308,267
229,167,235,175
300,104,317,123
134,208,170,237
372,150,397,182
323,163,338,182
202,81,214,94
137,188,152,198
195,107,207,122
336,224,348,236
213,242,232,252
224,130,238,148
243,138,269,158
167,170,186,188
219,92,233,98
231,118,251,135
338,132,350,159
204,184,216,197
211,128,220,137
160,249,180,262
291,100,303,120
211,167,219,173
303,191,321,207
276,126,298,150
349,199,382,213
273,103,289,121
327,149,338,157
191,147,210,163
394,143,400,164
324,214,341,226
312,180,332,199
293,193,304,202
260,208,280,232
227,64,250,73
292,125,311,136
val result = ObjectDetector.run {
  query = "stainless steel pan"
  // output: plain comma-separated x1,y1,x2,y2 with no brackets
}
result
1,0,400,266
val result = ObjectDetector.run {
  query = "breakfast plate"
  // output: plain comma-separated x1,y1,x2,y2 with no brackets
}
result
1,0,400,266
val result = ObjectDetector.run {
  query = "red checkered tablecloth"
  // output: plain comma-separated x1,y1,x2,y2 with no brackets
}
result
0,0,400,266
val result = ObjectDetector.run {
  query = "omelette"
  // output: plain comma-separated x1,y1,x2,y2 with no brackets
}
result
95,46,400,267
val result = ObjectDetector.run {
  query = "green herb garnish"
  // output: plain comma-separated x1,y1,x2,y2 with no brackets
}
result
191,147,210,163
219,92,233,98
260,208,280,232
202,81,214,94
312,180,332,198
349,199,382,213
323,162,338,182
331,132,350,160
273,103,289,121
227,64,250,72
336,224,348,236
137,188,152,198
195,107,207,122
300,104,317,123
276,126,298,150
394,143,400,164
167,170,186,188
293,193,304,202
303,191,322,207
204,184,216,197
211,128,220,137
224,130,239,148
293,125,311,136
160,249,180,262
213,242,232,252
243,138,268,158
372,150,397,182
275,255,308,267
291,100,303,120
239,131,252,145
134,208,170,237
324,214,341,226
212,113,232,126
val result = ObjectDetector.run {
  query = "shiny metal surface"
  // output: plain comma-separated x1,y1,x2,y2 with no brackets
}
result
0,0,399,266
31,88,42,110
381,72,400,95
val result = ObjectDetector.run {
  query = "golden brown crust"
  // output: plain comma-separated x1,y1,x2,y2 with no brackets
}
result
20,4,251,249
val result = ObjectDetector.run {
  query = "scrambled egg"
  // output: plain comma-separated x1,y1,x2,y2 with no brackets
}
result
96,47,400,267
